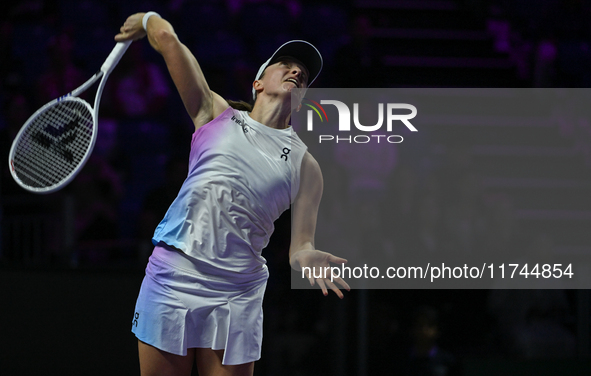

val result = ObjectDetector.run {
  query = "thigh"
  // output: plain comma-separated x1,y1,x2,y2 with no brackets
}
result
194,348,254,376
138,340,195,376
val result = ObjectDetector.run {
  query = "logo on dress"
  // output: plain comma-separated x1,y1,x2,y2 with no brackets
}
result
232,115,250,133
280,147,291,161
133,312,139,327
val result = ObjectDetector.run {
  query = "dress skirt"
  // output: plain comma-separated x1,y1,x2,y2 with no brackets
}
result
131,243,268,365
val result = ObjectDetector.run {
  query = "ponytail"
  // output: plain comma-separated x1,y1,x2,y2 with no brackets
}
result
226,99,253,112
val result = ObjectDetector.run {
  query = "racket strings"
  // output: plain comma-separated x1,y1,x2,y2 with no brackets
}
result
12,100,94,189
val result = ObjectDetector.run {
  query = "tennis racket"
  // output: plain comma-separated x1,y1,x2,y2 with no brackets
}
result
8,40,132,194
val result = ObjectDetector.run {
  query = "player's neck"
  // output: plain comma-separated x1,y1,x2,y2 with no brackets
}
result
249,97,292,129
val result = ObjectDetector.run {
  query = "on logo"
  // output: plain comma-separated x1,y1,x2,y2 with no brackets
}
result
133,312,139,327
280,147,290,161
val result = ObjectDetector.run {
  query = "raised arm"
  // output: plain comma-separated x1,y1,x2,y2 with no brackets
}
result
289,152,350,298
114,12,229,130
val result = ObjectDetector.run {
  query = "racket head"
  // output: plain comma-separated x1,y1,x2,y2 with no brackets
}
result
8,96,97,194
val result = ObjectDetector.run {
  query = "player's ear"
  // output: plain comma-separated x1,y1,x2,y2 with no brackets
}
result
253,80,263,96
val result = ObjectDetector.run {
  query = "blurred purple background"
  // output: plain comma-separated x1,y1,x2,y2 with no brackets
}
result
1,0,591,375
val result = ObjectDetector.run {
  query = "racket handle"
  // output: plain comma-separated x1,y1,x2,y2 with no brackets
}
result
101,40,132,75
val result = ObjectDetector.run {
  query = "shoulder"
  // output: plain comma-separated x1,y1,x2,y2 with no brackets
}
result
292,151,323,213
301,151,320,174
299,151,323,193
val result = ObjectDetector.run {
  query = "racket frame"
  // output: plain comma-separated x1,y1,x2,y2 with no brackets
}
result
8,41,131,194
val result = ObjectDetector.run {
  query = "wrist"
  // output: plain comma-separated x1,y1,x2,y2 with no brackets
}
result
142,11,161,31
289,248,314,270
289,250,303,270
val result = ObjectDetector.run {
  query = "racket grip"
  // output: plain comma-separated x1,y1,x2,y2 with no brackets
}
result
101,40,132,75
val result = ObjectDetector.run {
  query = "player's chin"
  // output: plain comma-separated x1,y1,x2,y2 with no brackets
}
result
283,84,304,103
281,82,298,92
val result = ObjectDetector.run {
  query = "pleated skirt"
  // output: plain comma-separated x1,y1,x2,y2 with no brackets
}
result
131,244,268,365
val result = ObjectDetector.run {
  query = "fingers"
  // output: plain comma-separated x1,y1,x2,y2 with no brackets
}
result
333,276,351,292
326,267,350,292
114,32,134,42
304,267,315,287
114,13,146,42
316,278,347,299
328,254,348,265
325,279,344,299
316,278,328,296
114,29,145,42
298,250,350,298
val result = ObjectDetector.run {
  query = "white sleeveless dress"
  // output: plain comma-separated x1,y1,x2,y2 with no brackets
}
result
132,107,307,365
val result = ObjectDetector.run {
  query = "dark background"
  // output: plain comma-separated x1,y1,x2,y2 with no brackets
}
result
1,0,591,375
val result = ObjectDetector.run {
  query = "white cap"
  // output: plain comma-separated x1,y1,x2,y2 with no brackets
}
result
252,40,323,100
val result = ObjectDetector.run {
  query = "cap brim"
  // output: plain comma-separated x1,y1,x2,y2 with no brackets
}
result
267,40,323,87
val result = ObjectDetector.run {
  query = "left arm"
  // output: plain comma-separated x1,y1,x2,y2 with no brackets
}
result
289,152,350,298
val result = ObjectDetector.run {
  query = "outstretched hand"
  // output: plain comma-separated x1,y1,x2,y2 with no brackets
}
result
114,13,146,42
290,249,350,299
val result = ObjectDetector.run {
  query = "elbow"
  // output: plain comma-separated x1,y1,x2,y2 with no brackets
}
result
151,29,178,53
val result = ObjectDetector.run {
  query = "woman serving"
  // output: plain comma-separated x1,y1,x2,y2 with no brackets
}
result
115,11,349,376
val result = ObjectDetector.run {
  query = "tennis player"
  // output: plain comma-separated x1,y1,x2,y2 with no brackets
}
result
115,12,350,376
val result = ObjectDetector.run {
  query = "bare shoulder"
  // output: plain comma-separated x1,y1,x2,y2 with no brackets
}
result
298,151,323,200
301,151,322,177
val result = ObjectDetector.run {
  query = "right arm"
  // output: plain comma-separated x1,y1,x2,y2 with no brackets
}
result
114,12,229,130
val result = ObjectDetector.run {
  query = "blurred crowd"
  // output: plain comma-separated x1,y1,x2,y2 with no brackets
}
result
464,0,591,86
